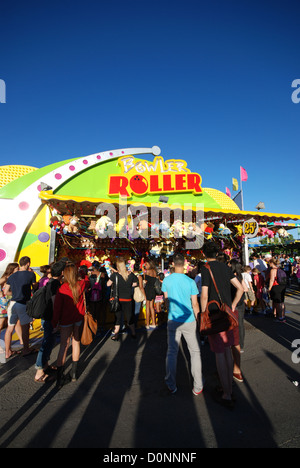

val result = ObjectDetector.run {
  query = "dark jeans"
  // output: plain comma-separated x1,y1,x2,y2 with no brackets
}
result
35,320,56,370
115,300,134,326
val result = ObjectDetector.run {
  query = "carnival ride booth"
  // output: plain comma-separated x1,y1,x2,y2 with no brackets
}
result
0,147,300,326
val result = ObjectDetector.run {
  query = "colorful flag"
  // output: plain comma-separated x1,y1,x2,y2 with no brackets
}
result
232,178,238,191
240,166,248,182
226,187,231,198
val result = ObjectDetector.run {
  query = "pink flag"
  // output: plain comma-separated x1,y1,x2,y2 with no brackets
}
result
240,166,248,182
226,187,231,198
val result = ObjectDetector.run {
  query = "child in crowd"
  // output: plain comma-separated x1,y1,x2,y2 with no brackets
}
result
0,289,10,363
0,288,9,331
242,266,255,313
38,265,51,288
252,268,266,312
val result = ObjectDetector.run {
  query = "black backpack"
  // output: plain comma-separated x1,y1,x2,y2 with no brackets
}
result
154,278,162,296
26,282,52,319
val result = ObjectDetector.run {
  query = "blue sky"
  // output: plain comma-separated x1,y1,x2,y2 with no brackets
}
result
1,0,299,227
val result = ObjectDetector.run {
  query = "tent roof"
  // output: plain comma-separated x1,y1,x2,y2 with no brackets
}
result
39,191,300,223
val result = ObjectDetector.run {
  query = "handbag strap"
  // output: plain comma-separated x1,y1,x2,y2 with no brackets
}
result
83,291,87,313
205,264,223,304
115,273,119,299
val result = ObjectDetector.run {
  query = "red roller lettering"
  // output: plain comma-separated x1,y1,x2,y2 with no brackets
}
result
163,174,175,191
175,174,187,191
149,175,162,192
187,173,202,193
109,176,129,197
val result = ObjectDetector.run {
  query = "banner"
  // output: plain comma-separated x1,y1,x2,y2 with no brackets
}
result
232,178,238,191
240,166,248,182
225,187,231,198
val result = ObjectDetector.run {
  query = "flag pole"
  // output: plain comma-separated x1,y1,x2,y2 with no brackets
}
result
240,166,249,264
240,167,244,211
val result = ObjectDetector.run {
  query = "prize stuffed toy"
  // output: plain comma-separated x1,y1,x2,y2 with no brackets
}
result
218,223,232,235
68,215,79,233
277,228,288,238
96,215,114,236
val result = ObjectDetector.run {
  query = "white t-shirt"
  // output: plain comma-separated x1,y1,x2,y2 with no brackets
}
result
242,272,252,289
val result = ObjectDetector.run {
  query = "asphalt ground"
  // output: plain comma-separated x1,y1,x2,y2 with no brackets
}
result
0,286,299,452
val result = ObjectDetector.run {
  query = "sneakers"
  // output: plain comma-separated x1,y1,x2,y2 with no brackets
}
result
233,372,243,383
160,385,177,397
167,386,177,394
192,388,203,396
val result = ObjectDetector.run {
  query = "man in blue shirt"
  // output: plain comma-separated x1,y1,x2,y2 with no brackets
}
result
162,253,203,395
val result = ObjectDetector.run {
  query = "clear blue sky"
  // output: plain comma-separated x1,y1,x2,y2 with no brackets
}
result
1,0,299,225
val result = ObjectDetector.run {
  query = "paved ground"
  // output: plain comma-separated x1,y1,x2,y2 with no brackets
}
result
0,287,299,450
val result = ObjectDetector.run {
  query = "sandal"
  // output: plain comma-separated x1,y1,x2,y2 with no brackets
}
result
111,334,119,341
6,350,22,359
34,373,56,383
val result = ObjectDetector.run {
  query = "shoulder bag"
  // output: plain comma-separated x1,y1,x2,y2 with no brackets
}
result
81,292,97,346
134,285,145,302
110,274,121,313
199,264,239,336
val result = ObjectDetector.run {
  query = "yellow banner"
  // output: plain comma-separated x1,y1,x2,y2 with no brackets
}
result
232,178,238,191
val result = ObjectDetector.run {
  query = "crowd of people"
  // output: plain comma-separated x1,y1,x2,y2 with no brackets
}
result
0,248,299,408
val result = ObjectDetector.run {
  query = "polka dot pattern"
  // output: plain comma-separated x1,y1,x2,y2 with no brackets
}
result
18,201,29,210
38,232,50,243
3,223,16,234
0,249,6,262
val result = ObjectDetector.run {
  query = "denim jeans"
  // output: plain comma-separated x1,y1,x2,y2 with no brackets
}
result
134,301,142,327
165,320,203,393
35,320,56,370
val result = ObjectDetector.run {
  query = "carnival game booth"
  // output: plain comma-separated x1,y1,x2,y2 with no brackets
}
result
1,146,300,325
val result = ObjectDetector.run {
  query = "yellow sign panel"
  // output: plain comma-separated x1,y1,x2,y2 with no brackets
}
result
243,218,259,238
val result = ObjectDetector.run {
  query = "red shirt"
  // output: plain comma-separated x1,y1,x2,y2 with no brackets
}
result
254,274,264,292
52,279,86,327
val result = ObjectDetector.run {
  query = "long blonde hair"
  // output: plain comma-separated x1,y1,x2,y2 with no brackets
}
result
269,257,279,268
1,262,19,279
63,264,80,304
116,258,129,281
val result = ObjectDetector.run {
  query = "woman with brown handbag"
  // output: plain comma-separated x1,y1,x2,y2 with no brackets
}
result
52,263,86,388
200,243,244,409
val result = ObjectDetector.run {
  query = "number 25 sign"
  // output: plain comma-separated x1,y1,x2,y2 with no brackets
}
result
242,218,259,238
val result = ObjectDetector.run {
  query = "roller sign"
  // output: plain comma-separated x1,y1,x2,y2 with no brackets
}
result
108,156,203,198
